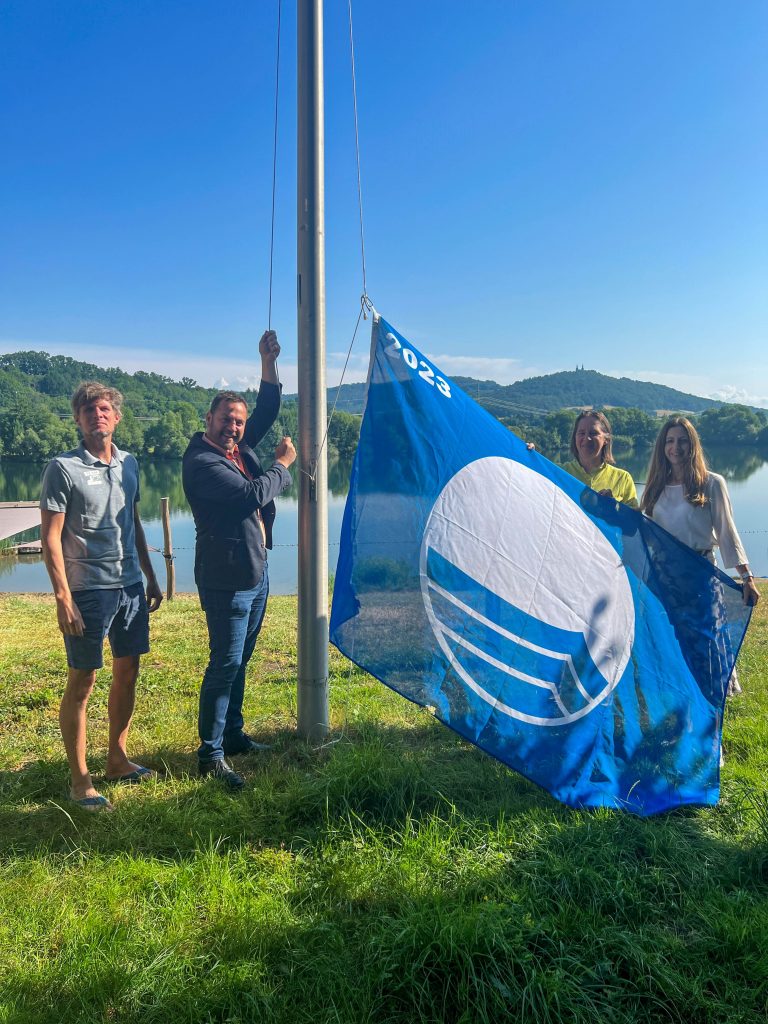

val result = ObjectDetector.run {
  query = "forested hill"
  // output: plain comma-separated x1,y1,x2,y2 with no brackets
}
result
0,350,227,419
318,368,722,418
0,350,360,461
1,350,722,422
466,368,720,417
2,349,761,462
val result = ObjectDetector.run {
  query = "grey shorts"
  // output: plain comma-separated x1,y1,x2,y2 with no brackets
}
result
64,582,150,671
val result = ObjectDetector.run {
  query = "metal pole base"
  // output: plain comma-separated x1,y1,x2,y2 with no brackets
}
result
297,676,330,742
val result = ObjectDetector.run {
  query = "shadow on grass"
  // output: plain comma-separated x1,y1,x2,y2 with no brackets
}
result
0,720,543,857
3,786,768,1024
9,891,768,1024
3,721,768,1024
1,720,767,876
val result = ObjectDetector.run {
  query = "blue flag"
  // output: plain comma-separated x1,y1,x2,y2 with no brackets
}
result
330,316,752,815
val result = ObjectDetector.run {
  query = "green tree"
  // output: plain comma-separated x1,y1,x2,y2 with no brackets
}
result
257,401,300,458
698,405,766,446
38,414,78,455
328,411,361,461
0,351,52,377
542,410,575,449
16,427,48,459
606,407,657,446
0,395,70,457
114,407,145,452
0,408,25,454
143,411,188,458
171,401,203,437
514,423,560,457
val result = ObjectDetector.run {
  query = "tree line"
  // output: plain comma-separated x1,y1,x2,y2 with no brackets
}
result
0,351,361,462
0,394,363,464
1,349,766,462
506,404,768,458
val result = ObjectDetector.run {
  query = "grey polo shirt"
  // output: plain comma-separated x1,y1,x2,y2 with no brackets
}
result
39,443,143,591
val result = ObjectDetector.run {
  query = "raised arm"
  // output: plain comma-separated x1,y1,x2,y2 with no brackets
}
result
243,331,283,447
259,329,280,386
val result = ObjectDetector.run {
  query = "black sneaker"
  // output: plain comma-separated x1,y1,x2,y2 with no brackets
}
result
198,758,245,789
223,733,274,756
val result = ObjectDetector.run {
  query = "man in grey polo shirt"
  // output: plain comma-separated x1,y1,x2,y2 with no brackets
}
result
40,381,163,811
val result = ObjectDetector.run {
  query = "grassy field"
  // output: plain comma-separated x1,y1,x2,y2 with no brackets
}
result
1,587,767,1024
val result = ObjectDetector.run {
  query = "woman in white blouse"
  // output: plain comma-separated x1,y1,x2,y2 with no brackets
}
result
642,416,759,701
641,417,758,601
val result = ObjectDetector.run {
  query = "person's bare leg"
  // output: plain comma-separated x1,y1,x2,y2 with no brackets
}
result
105,655,146,779
60,668,101,800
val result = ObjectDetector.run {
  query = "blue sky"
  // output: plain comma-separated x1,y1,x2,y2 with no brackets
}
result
1,1,766,404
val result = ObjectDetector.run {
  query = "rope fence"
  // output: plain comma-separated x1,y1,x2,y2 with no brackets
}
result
147,542,343,555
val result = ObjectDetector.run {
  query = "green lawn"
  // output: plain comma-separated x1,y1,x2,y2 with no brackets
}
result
1,588,767,1024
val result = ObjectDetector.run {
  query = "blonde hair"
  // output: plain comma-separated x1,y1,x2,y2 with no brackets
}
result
71,381,123,418
641,416,708,516
570,411,615,466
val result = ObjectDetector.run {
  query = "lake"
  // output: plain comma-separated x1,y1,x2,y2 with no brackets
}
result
0,458,352,595
1,446,767,592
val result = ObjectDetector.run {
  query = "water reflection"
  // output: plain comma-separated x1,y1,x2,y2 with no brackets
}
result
2,447,767,589
554,444,767,485
0,553,26,580
0,455,355,593
701,446,767,482
136,453,351,521
139,461,190,518
0,461,44,501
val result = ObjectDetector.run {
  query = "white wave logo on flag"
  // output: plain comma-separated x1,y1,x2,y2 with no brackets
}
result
420,457,635,726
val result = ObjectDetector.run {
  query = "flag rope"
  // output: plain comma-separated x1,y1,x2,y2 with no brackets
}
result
348,0,368,302
299,0,373,484
267,0,282,334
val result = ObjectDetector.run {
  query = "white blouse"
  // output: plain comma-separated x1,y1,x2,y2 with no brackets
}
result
649,473,748,569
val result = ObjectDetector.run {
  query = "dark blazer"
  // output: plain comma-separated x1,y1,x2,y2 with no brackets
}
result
182,382,292,591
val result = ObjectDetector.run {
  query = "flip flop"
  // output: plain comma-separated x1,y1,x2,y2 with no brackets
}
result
70,794,114,813
105,765,154,784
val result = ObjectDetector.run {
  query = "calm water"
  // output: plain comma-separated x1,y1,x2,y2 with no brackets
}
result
0,458,352,594
1,447,767,592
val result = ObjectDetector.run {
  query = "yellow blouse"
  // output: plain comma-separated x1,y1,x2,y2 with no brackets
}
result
562,460,639,509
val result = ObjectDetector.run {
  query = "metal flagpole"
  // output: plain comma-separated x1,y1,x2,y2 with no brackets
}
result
296,0,330,741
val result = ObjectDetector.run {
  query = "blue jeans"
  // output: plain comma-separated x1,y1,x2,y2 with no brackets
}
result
197,566,269,764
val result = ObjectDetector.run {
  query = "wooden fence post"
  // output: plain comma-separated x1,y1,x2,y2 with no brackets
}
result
160,497,175,600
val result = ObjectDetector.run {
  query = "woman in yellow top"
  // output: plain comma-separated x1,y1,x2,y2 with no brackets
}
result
562,411,638,508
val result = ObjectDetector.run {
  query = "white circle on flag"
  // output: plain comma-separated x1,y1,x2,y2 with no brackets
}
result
420,456,635,726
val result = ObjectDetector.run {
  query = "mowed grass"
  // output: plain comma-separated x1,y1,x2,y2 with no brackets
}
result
1,588,768,1024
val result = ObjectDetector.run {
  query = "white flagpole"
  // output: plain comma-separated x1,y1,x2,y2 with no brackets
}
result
296,0,330,741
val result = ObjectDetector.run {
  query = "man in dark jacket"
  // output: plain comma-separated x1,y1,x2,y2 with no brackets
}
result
182,331,296,787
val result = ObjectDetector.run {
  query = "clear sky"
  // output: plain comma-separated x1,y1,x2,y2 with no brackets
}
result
1,1,766,404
